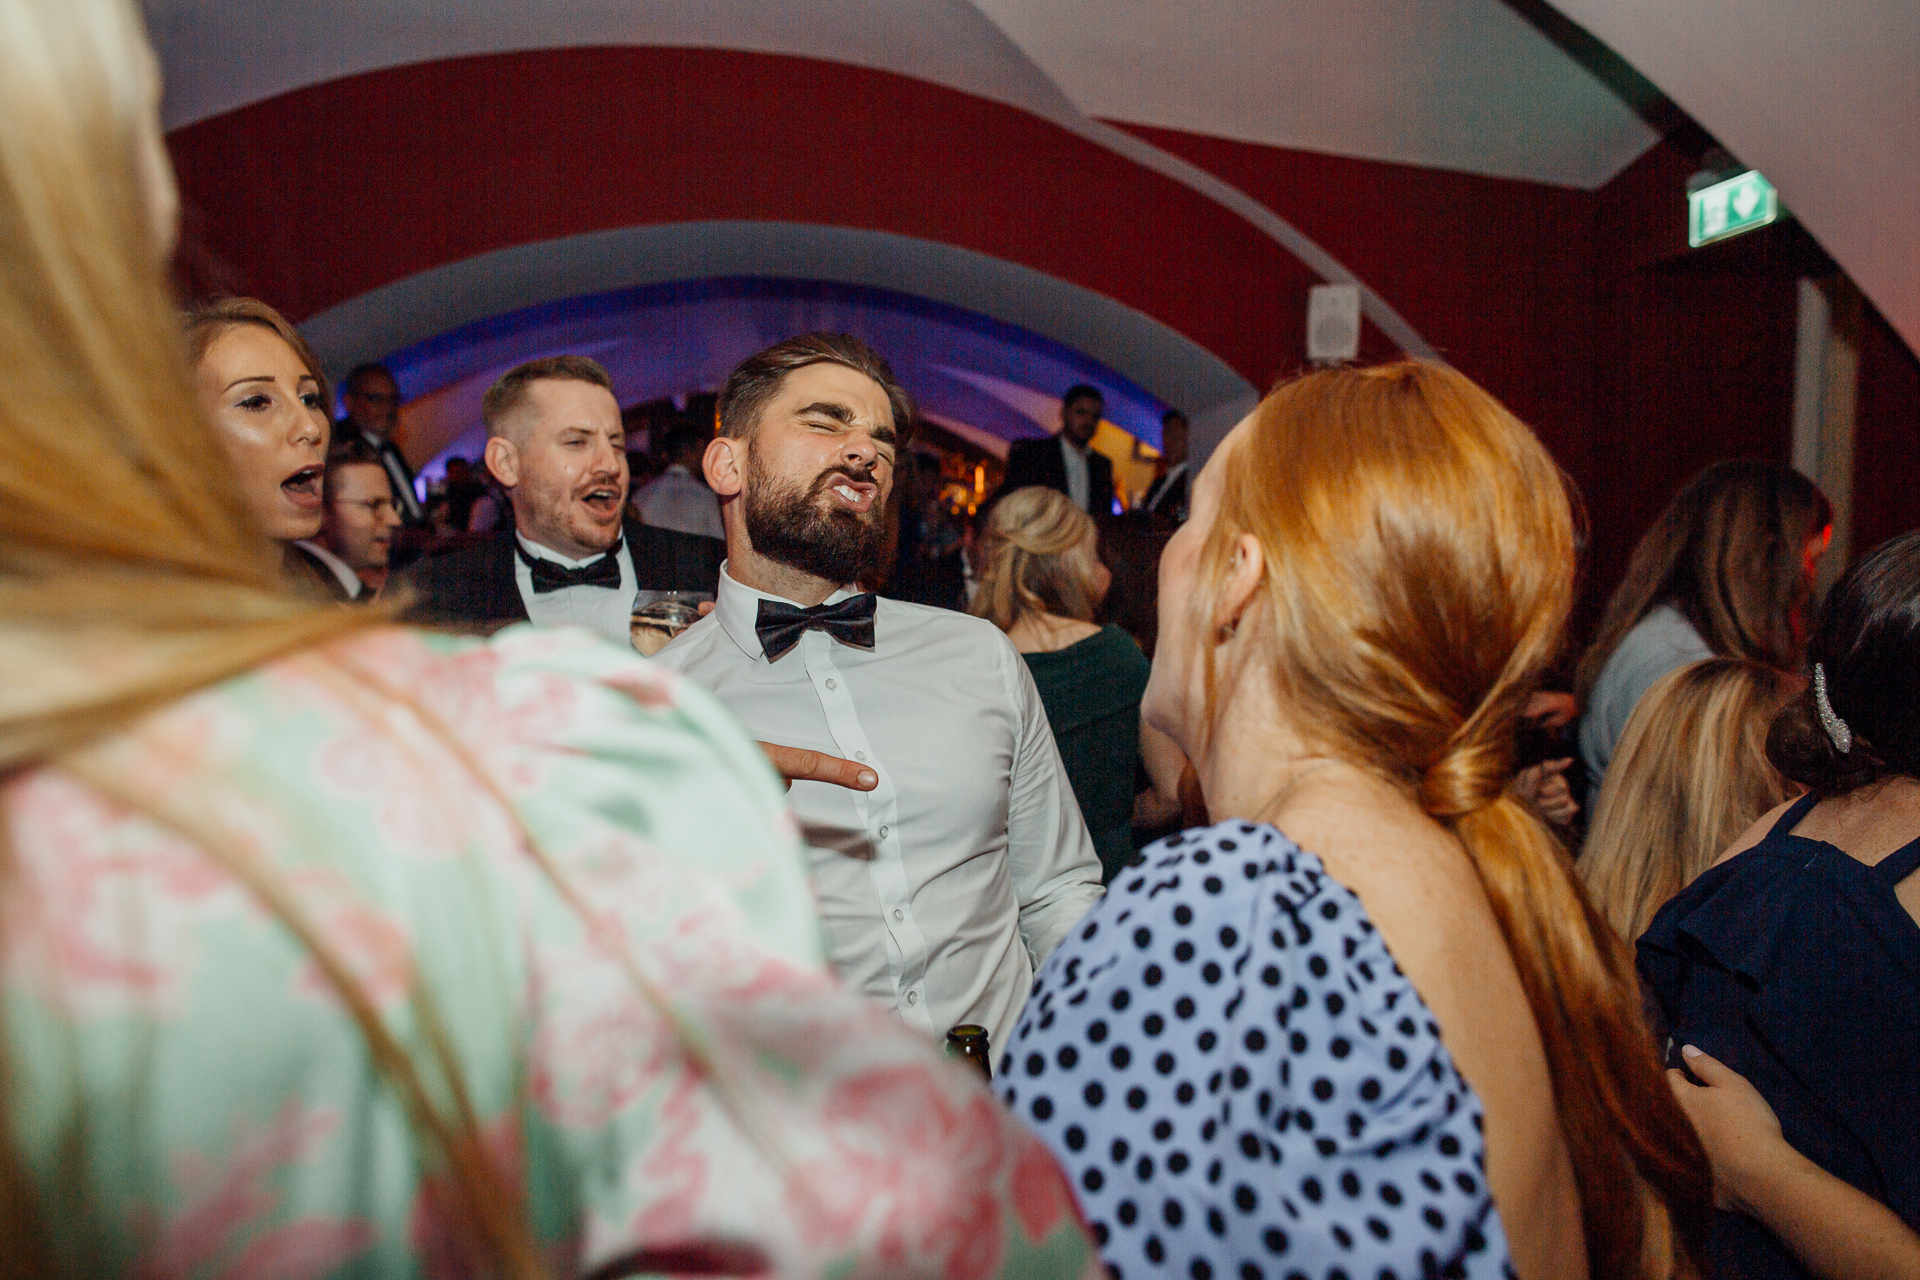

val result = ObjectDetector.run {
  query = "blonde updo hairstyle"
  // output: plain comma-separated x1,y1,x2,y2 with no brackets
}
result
971,485,1100,633
1191,362,1709,1278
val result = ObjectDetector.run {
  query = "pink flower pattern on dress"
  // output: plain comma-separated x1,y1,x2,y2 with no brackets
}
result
131,1101,376,1280
3,626,1095,1279
3,771,241,1016
806,1066,1010,1280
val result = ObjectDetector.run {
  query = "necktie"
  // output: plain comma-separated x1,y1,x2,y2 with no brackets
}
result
754,593,878,662
517,538,623,593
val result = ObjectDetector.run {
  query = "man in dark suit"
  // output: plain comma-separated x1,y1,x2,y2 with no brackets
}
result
1140,408,1191,524
289,436,402,601
995,383,1114,516
339,363,426,526
403,355,723,637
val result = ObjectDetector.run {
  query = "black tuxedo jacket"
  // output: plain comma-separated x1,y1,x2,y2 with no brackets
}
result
346,424,426,526
1141,467,1190,521
401,516,724,631
998,436,1115,516
285,542,358,602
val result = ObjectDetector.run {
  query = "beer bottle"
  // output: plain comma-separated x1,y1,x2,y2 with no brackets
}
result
945,1023,993,1082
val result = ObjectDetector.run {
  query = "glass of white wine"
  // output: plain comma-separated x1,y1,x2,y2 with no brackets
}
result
629,590,712,656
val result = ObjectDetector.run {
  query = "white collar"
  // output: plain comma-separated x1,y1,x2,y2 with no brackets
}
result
292,539,363,598
713,561,858,662
514,530,622,569
1060,435,1091,458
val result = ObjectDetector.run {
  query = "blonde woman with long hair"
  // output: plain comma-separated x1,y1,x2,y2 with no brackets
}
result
971,485,1185,881
0,2,1096,1276
1000,364,1710,1279
1580,659,1799,941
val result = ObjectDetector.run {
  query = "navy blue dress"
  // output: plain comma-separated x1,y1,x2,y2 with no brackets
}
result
1639,793,1920,1280
1001,820,1512,1279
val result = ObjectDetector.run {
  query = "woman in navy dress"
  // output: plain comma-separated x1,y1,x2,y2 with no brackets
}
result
1001,364,1710,1280
1641,530,1920,1279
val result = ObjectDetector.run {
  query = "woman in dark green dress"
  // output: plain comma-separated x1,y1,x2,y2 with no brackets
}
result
972,486,1185,881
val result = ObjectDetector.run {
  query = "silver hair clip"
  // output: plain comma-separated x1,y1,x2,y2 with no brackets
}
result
1813,662,1852,754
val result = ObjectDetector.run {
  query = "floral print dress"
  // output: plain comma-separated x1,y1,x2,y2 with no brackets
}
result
1,625,1092,1279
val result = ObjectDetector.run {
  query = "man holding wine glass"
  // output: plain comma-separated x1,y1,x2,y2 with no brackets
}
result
404,354,875,793
403,355,725,637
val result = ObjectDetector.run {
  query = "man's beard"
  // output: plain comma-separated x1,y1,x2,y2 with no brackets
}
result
744,454,890,586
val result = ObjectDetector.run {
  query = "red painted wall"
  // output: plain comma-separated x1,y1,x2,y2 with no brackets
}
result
168,47,1917,633
1584,138,1801,612
1854,304,1920,555
166,47,1316,393
1108,123,1599,484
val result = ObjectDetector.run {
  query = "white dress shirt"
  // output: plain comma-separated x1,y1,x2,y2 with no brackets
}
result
632,464,725,541
513,532,635,646
291,539,364,599
655,564,1103,1052
1059,437,1091,514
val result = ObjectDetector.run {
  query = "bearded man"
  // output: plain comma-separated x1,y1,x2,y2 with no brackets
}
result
402,355,723,638
656,333,1101,1055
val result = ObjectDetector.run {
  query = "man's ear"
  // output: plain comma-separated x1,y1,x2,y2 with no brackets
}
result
483,435,519,489
705,435,744,498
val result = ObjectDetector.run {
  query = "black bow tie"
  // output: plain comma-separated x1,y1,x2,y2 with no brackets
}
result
517,538,624,593
755,593,878,662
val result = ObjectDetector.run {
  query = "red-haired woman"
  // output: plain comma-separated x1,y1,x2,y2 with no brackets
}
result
999,364,1710,1279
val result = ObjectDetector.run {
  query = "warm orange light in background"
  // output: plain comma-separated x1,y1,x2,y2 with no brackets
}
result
1094,421,1158,510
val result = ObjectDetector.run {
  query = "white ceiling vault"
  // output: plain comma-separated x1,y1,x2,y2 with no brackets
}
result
145,0,1919,353
147,0,1657,186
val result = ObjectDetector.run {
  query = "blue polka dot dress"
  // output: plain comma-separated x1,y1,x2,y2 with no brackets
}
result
1001,821,1513,1280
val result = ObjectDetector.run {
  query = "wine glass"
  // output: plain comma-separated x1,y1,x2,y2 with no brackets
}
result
630,590,712,656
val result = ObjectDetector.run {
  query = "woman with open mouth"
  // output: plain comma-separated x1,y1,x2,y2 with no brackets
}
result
184,297,337,596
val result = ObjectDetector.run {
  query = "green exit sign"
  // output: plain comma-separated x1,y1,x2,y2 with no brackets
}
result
1689,169,1779,247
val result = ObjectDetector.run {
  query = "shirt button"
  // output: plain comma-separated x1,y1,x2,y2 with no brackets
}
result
906,990,918,1005
855,751,867,761
893,908,904,921
825,678,837,690
879,825,890,839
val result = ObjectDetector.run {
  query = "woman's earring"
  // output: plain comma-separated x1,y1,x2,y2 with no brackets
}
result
1215,617,1238,645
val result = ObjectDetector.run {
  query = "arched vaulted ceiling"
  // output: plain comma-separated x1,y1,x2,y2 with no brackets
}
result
147,0,1919,454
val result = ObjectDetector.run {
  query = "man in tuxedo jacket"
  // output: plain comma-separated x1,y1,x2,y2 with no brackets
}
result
339,363,426,526
1140,408,1191,524
290,436,402,601
995,383,1114,516
403,355,723,638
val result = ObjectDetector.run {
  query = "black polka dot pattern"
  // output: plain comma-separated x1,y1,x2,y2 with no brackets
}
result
1003,821,1510,1278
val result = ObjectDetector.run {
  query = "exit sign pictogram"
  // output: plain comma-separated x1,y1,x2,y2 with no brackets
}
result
1689,170,1780,247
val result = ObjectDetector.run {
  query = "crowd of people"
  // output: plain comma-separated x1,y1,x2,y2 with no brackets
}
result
1,2,1915,1278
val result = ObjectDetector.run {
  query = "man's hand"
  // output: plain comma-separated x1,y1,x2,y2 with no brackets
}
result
1668,1044,1787,1214
758,742,878,792
1512,757,1578,826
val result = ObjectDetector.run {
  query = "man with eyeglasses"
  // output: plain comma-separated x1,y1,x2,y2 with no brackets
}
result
339,362,425,526
292,437,403,600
